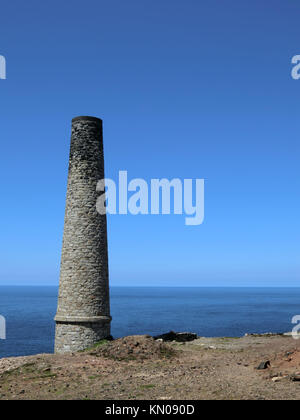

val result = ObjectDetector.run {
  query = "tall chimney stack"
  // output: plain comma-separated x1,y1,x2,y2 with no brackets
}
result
54,116,111,354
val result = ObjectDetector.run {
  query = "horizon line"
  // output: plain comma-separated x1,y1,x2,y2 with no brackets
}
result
0,285,300,288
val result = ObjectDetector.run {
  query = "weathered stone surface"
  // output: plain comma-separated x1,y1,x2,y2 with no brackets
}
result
54,116,111,354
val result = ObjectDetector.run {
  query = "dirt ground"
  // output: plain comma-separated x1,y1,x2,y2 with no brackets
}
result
1,334,300,400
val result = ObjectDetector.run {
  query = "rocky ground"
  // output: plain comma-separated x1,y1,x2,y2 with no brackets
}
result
1,334,300,400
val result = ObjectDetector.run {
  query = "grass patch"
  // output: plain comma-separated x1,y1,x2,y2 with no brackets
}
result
140,384,156,389
40,372,57,379
159,346,176,359
221,337,240,340
83,339,109,352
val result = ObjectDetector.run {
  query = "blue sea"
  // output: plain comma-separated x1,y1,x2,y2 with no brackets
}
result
1,286,300,358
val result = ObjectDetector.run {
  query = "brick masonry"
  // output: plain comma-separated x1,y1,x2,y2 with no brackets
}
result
54,116,111,354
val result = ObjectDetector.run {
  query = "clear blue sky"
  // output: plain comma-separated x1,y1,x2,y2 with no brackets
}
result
0,0,299,286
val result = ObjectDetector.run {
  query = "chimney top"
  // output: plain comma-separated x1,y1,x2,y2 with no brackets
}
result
72,116,102,124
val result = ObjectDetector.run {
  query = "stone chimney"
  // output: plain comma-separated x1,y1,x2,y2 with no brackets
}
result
54,116,111,353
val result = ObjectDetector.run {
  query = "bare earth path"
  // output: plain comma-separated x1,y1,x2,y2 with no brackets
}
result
1,334,300,400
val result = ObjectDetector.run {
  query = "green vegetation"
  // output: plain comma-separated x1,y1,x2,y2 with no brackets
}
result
82,339,109,352
140,384,156,389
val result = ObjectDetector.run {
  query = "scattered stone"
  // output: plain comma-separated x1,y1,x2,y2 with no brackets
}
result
245,333,283,337
271,376,288,382
153,331,198,342
257,361,271,370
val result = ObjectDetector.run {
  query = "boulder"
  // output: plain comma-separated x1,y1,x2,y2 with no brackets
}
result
153,331,198,342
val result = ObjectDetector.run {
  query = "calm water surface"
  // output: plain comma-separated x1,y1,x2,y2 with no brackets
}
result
0,286,300,357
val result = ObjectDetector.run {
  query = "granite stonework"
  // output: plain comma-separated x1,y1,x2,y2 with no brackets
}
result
55,321,111,353
54,116,111,354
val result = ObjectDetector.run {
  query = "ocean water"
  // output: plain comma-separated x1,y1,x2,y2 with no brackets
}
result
0,286,300,358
